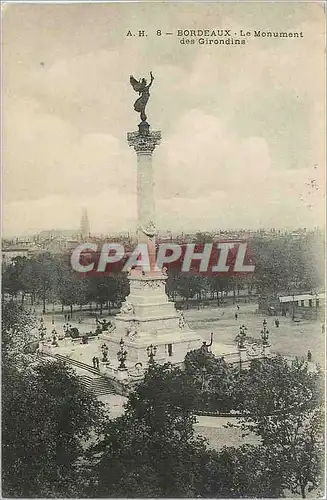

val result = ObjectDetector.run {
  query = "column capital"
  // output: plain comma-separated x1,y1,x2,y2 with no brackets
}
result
127,129,161,154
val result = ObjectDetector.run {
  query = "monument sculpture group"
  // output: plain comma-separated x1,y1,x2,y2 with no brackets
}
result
98,73,202,367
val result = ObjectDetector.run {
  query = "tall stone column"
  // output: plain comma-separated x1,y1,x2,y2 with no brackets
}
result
127,122,161,246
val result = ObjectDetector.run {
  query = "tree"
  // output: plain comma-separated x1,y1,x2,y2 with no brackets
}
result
251,237,289,296
192,231,213,244
57,257,88,316
196,445,285,498
250,231,324,298
184,348,238,412
87,275,109,315
2,357,105,498
105,275,120,314
2,300,38,358
1,257,27,301
32,253,59,313
21,258,40,305
206,360,239,413
233,356,324,498
209,276,232,305
126,363,199,439
236,357,321,437
230,276,244,300
281,407,324,498
165,267,179,301
176,274,202,309
114,272,130,306
90,363,207,498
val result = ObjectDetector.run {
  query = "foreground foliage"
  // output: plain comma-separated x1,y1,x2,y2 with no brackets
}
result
2,356,105,498
2,305,324,498
234,356,324,498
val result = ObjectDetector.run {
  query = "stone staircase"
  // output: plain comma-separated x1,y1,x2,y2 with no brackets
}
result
42,352,117,396
78,374,116,396
54,353,101,375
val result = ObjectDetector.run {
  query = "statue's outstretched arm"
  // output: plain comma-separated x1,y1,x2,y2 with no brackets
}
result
148,71,154,88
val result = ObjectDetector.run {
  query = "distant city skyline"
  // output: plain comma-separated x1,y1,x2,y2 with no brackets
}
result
2,224,322,242
2,198,325,239
3,3,325,238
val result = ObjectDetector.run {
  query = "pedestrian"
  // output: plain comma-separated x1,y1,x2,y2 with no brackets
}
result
275,318,280,328
95,357,99,369
64,314,67,321
92,356,96,368
235,312,238,320
237,305,240,311
307,350,312,362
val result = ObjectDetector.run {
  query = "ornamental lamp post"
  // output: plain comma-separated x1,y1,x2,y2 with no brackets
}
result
261,319,270,358
117,338,128,370
147,344,157,365
292,294,295,321
237,337,244,373
38,318,47,340
314,292,319,319
101,343,109,363
237,326,247,372
39,325,46,340
261,319,269,344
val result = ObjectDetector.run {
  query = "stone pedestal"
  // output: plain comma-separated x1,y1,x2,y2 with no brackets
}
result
239,347,247,363
100,268,202,365
116,368,129,381
263,343,271,357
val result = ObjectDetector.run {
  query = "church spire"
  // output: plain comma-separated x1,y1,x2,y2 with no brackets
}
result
80,208,90,239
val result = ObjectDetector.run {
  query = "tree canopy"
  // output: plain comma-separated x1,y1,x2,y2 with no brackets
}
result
2,357,105,498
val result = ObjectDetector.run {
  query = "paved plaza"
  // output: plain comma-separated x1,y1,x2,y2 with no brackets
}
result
38,301,324,367
37,300,323,430
188,304,324,366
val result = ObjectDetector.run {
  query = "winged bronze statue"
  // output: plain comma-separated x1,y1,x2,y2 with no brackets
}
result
130,72,154,122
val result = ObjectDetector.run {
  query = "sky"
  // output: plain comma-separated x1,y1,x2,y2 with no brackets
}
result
2,2,325,237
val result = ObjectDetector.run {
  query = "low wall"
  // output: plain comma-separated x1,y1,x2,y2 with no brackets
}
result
194,410,242,418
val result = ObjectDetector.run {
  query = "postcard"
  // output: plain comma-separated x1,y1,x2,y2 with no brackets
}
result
2,2,325,499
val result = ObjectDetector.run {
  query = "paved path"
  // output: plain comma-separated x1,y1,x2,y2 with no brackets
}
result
195,415,239,428
194,414,260,450
98,393,127,419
